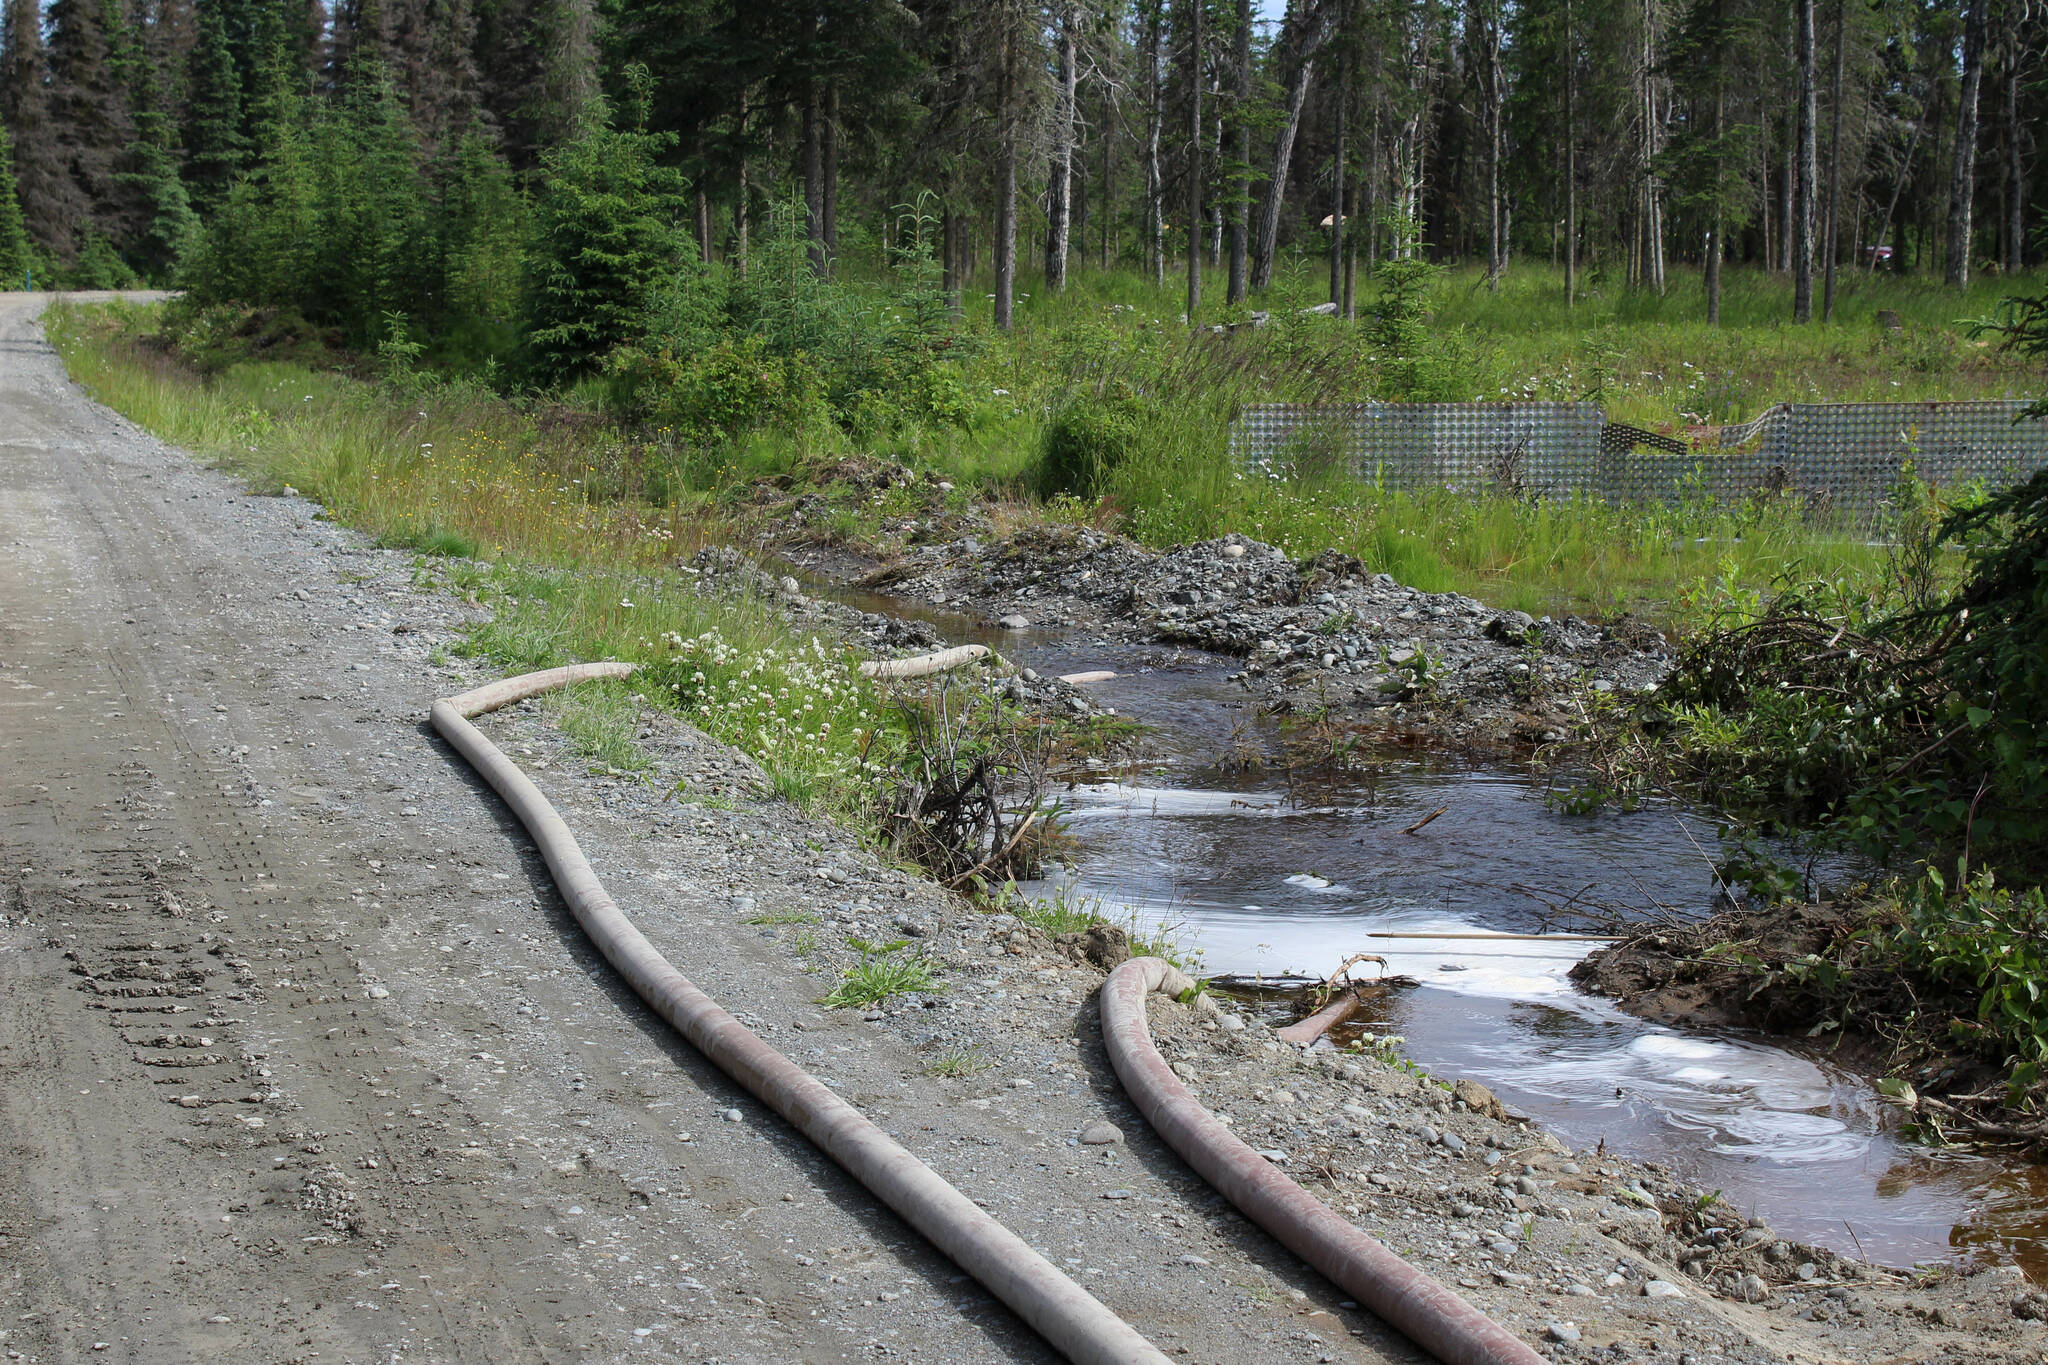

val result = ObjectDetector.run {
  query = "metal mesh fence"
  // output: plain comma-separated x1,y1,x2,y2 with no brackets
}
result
1230,400,2048,517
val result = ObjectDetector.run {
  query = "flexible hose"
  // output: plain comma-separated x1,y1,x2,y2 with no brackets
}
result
1100,957,1547,1365
858,644,996,679
1274,987,1366,1046
430,664,1169,1365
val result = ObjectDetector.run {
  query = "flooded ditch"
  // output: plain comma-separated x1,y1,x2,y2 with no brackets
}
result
797,565,2048,1283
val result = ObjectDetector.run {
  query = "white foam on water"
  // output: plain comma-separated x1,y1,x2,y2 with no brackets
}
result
1630,1034,1726,1061
1057,783,1346,819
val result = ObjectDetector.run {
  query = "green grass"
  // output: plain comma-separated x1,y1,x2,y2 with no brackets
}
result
818,938,942,1008
997,884,1205,973
543,680,655,773
52,260,2041,631
925,1045,993,1078
48,301,910,820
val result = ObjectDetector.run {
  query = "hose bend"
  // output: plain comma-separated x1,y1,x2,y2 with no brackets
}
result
432,665,1169,1365
1099,957,1546,1365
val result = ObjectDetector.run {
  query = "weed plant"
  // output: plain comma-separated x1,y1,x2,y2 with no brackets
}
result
819,937,942,1008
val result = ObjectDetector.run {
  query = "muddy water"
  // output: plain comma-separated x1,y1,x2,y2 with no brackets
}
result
798,570,2048,1280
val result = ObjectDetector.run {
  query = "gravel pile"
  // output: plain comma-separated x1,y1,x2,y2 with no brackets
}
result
849,528,1676,748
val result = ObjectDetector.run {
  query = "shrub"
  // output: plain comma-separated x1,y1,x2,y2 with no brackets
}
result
607,334,825,442
1036,382,1155,496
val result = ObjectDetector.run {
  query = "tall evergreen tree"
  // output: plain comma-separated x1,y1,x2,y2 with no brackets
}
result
115,0,200,275
526,81,687,380
47,0,140,234
0,123,33,285
5,0,95,255
183,0,247,211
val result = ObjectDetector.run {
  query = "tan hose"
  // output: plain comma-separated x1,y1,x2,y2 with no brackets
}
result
858,644,996,679
431,665,1169,1365
1100,957,1547,1365
1274,987,1366,1046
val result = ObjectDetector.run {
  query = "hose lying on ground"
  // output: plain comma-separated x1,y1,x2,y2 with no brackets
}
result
858,644,998,679
1099,957,1547,1365
431,664,1170,1365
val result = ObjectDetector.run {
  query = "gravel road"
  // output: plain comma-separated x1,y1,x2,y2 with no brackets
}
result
3,292,2040,1365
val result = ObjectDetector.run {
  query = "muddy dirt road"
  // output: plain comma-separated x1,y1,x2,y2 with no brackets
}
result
6,293,2043,1365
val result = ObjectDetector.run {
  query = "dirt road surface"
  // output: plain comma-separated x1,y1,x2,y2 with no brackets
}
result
6,293,2043,1365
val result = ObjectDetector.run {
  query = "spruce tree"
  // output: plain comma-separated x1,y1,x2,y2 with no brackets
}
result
0,124,33,287
526,78,686,381
46,0,139,238
5,0,92,256
184,0,249,213
429,125,526,361
115,3,201,280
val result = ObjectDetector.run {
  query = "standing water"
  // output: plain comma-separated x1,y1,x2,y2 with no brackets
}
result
994,640,2048,1281
791,565,2048,1281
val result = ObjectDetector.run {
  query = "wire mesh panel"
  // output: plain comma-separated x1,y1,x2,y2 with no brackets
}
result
1232,400,2048,517
1229,402,1605,496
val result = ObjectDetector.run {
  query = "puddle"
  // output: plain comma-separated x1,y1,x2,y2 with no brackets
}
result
808,568,2048,1281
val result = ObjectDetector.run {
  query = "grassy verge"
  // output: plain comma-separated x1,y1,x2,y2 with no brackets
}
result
48,299,905,824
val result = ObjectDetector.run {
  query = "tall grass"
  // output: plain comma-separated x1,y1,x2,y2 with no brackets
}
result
55,266,2026,624
52,299,699,571
48,300,906,818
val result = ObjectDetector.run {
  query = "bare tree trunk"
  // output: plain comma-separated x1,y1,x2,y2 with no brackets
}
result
996,25,1018,329
1330,46,1347,305
1642,0,1665,294
1046,7,1076,290
1102,80,1115,269
1564,0,1576,307
1210,82,1225,266
1869,115,1919,273
802,78,825,274
2006,18,2024,271
1760,122,1775,270
1793,0,1816,320
1226,0,1251,302
1780,26,1794,272
1252,47,1317,288
1945,0,1985,287
1706,87,1723,323
695,185,712,261
1146,0,1166,288
735,107,750,280
823,84,839,261
942,207,961,314
1186,0,1203,320
1484,0,1504,289
1822,0,1846,320
1343,181,1357,316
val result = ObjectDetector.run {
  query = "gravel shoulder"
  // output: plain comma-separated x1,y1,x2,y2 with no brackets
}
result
3,291,2041,1365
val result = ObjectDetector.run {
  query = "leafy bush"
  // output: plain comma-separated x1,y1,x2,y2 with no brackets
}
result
1896,866,2048,1101
1036,382,1155,496
606,334,825,442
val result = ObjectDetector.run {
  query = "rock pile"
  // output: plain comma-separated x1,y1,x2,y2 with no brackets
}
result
849,529,1676,748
